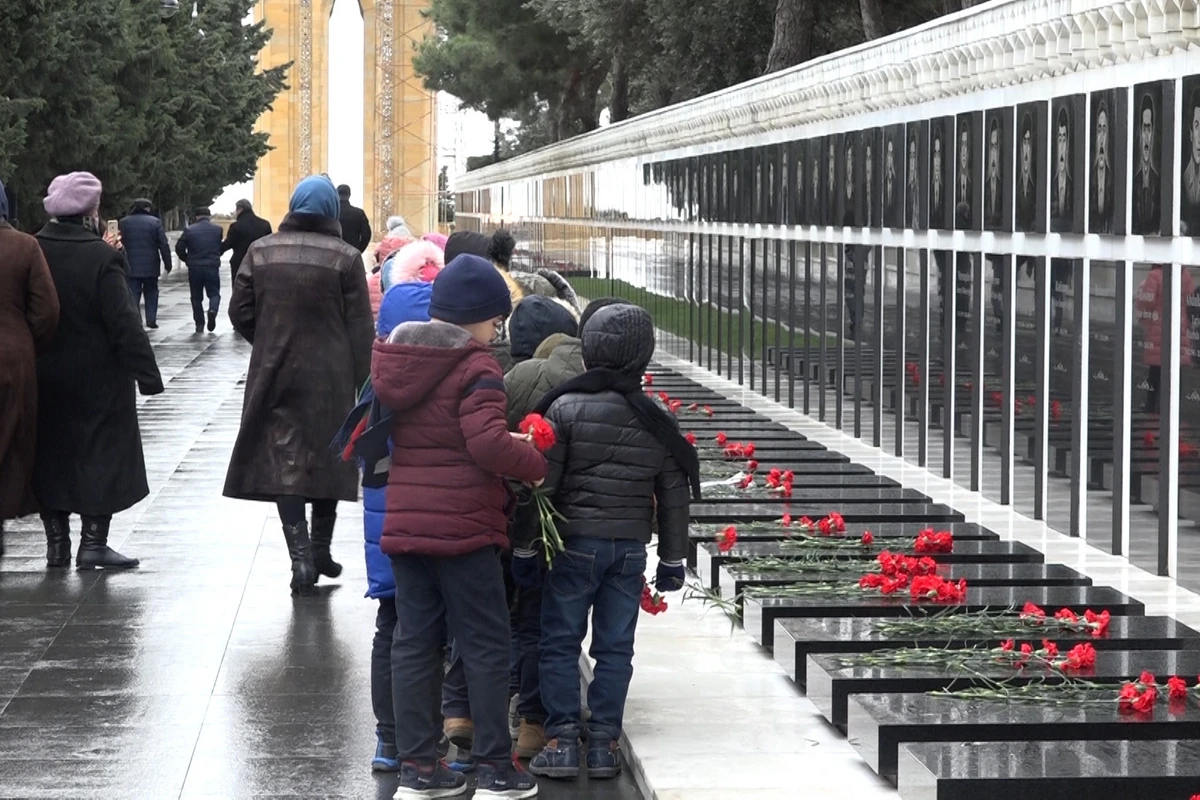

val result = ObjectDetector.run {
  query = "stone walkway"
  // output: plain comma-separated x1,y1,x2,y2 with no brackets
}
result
0,270,641,799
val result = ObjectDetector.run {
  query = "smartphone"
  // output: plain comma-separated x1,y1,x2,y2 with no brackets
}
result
106,219,119,238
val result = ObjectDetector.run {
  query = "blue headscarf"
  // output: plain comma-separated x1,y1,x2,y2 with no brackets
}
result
289,175,340,218
0,178,9,221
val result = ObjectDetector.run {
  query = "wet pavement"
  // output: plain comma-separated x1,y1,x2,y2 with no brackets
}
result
0,271,644,799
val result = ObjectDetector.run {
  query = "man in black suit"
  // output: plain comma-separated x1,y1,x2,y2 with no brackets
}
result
907,134,921,229
884,134,898,226
1182,87,1200,236
930,128,945,226
842,136,856,227
1133,93,1161,235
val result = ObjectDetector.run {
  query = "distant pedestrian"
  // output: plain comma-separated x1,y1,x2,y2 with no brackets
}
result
221,198,272,281
118,198,173,328
338,184,372,253
176,207,224,333
224,175,374,596
0,178,59,558
33,171,163,570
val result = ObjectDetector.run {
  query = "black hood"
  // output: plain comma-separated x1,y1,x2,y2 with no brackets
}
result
510,296,578,361
582,304,655,376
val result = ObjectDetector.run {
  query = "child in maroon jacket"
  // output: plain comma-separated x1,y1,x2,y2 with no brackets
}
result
371,254,546,800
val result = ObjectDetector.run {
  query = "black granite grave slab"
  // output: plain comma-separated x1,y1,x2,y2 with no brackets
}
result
773,615,1200,687
743,586,1144,649
674,419,793,433
686,520,996,567
699,474,901,490
897,739,1200,800
811,649,1200,729
697,450,847,465
696,441,831,455
687,429,812,442
695,540,1042,591
719,563,1090,603
689,503,963,527
700,487,928,505
848,691,1200,782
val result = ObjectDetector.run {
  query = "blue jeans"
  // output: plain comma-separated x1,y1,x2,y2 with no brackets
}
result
187,266,220,327
373,598,397,746
539,537,645,742
513,583,545,723
127,276,159,324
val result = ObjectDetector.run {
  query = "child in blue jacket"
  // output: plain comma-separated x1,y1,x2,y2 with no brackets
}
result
362,281,434,771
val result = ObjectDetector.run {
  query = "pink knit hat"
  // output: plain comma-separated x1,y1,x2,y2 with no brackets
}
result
44,172,103,218
422,232,448,251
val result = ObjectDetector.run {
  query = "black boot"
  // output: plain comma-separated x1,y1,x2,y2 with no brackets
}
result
207,310,217,332
41,512,72,568
76,516,139,570
310,515,343,579
282,521,319,596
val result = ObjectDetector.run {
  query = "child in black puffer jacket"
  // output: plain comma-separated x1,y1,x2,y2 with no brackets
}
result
510,304,698,781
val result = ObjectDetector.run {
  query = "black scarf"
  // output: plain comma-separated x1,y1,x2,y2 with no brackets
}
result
534,368,701,500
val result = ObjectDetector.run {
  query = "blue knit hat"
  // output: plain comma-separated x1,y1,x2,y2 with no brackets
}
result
377,281,433,338
429,254,512,324
289,175,340,218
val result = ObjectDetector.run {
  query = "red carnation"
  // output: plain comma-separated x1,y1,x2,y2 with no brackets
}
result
1042,640,1059,657
716,526,738,553
781,514,792,527
715,432,728,445
1000,639,1014,652
1020,602,1046,619
643,374,653,386
519,413,557,452
1168,676,1188,700
685,432,696,445
746,460,759,472
861,531,874,546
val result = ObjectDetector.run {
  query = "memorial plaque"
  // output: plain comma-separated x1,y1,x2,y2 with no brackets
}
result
1132,80,1174,236
1089,88,1127,235
1015,101,1048,234
773,614,1200,688
720,562,1089,604
929,116,954,231
983,107,1013,232
812,649,1200,729
694,538,1035,590
1050,94,1085,234
789,139,805,226
744,585,1143,649
861,128,881,227
898,739,1200,800
808,138,824,226
689,501,963,527
884,124,905,229
1132,262,1160,414
825,135,839,226
848,690,1200,781
906,121,928,230
955,111,982,231
1182,74,1200,237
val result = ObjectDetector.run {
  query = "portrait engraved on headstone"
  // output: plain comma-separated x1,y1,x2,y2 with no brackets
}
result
930,118,948,229
1090,91,1115,233
809,138,822,226
985,115,1002,228
906,122,925,230
1015,102,1047,234
863,133,874,227
1180,75,1200,237
1050,95,1085,234
955,112,981,230
884,125,903,228
842,133,856,227
789,140,803,225
1133,82,1165,236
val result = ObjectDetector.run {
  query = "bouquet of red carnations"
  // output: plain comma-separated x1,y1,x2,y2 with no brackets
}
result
519,414,567,567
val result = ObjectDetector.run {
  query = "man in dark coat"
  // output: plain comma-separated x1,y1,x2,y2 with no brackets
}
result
0,178,59,557
34,171,163,570
338,184,372,252
118,199,172,328
221,199,272,281
176,207,225,333
224,175,375,595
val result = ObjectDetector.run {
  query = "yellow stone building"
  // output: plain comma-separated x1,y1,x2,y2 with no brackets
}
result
253,0,437,237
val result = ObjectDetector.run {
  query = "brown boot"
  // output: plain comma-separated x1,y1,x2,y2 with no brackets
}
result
443,717,474,751
515,719,547,759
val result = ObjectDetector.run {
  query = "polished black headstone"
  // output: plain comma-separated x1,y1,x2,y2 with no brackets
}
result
744,586,1144,649
848,691,1200,781
699,474,900,489
719,562,1089,603
695,540,1042,591
689,503,963,526
699,487,928,505
811,649,1200,728
773,615,1200,687
897,739,1200,800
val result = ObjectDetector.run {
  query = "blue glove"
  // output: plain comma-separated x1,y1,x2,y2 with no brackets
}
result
655,560,686,593
511,549,543,589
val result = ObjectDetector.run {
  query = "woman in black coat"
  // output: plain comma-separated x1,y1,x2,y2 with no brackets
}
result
34,172,164,569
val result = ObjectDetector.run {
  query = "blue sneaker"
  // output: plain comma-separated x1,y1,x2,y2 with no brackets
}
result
446,752,476,773
372,731,399,773
586,736,622,779
475,756,539,799
393,760,467,799
528,737,580,779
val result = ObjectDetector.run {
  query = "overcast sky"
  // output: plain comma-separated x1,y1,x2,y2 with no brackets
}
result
214,0,494,214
